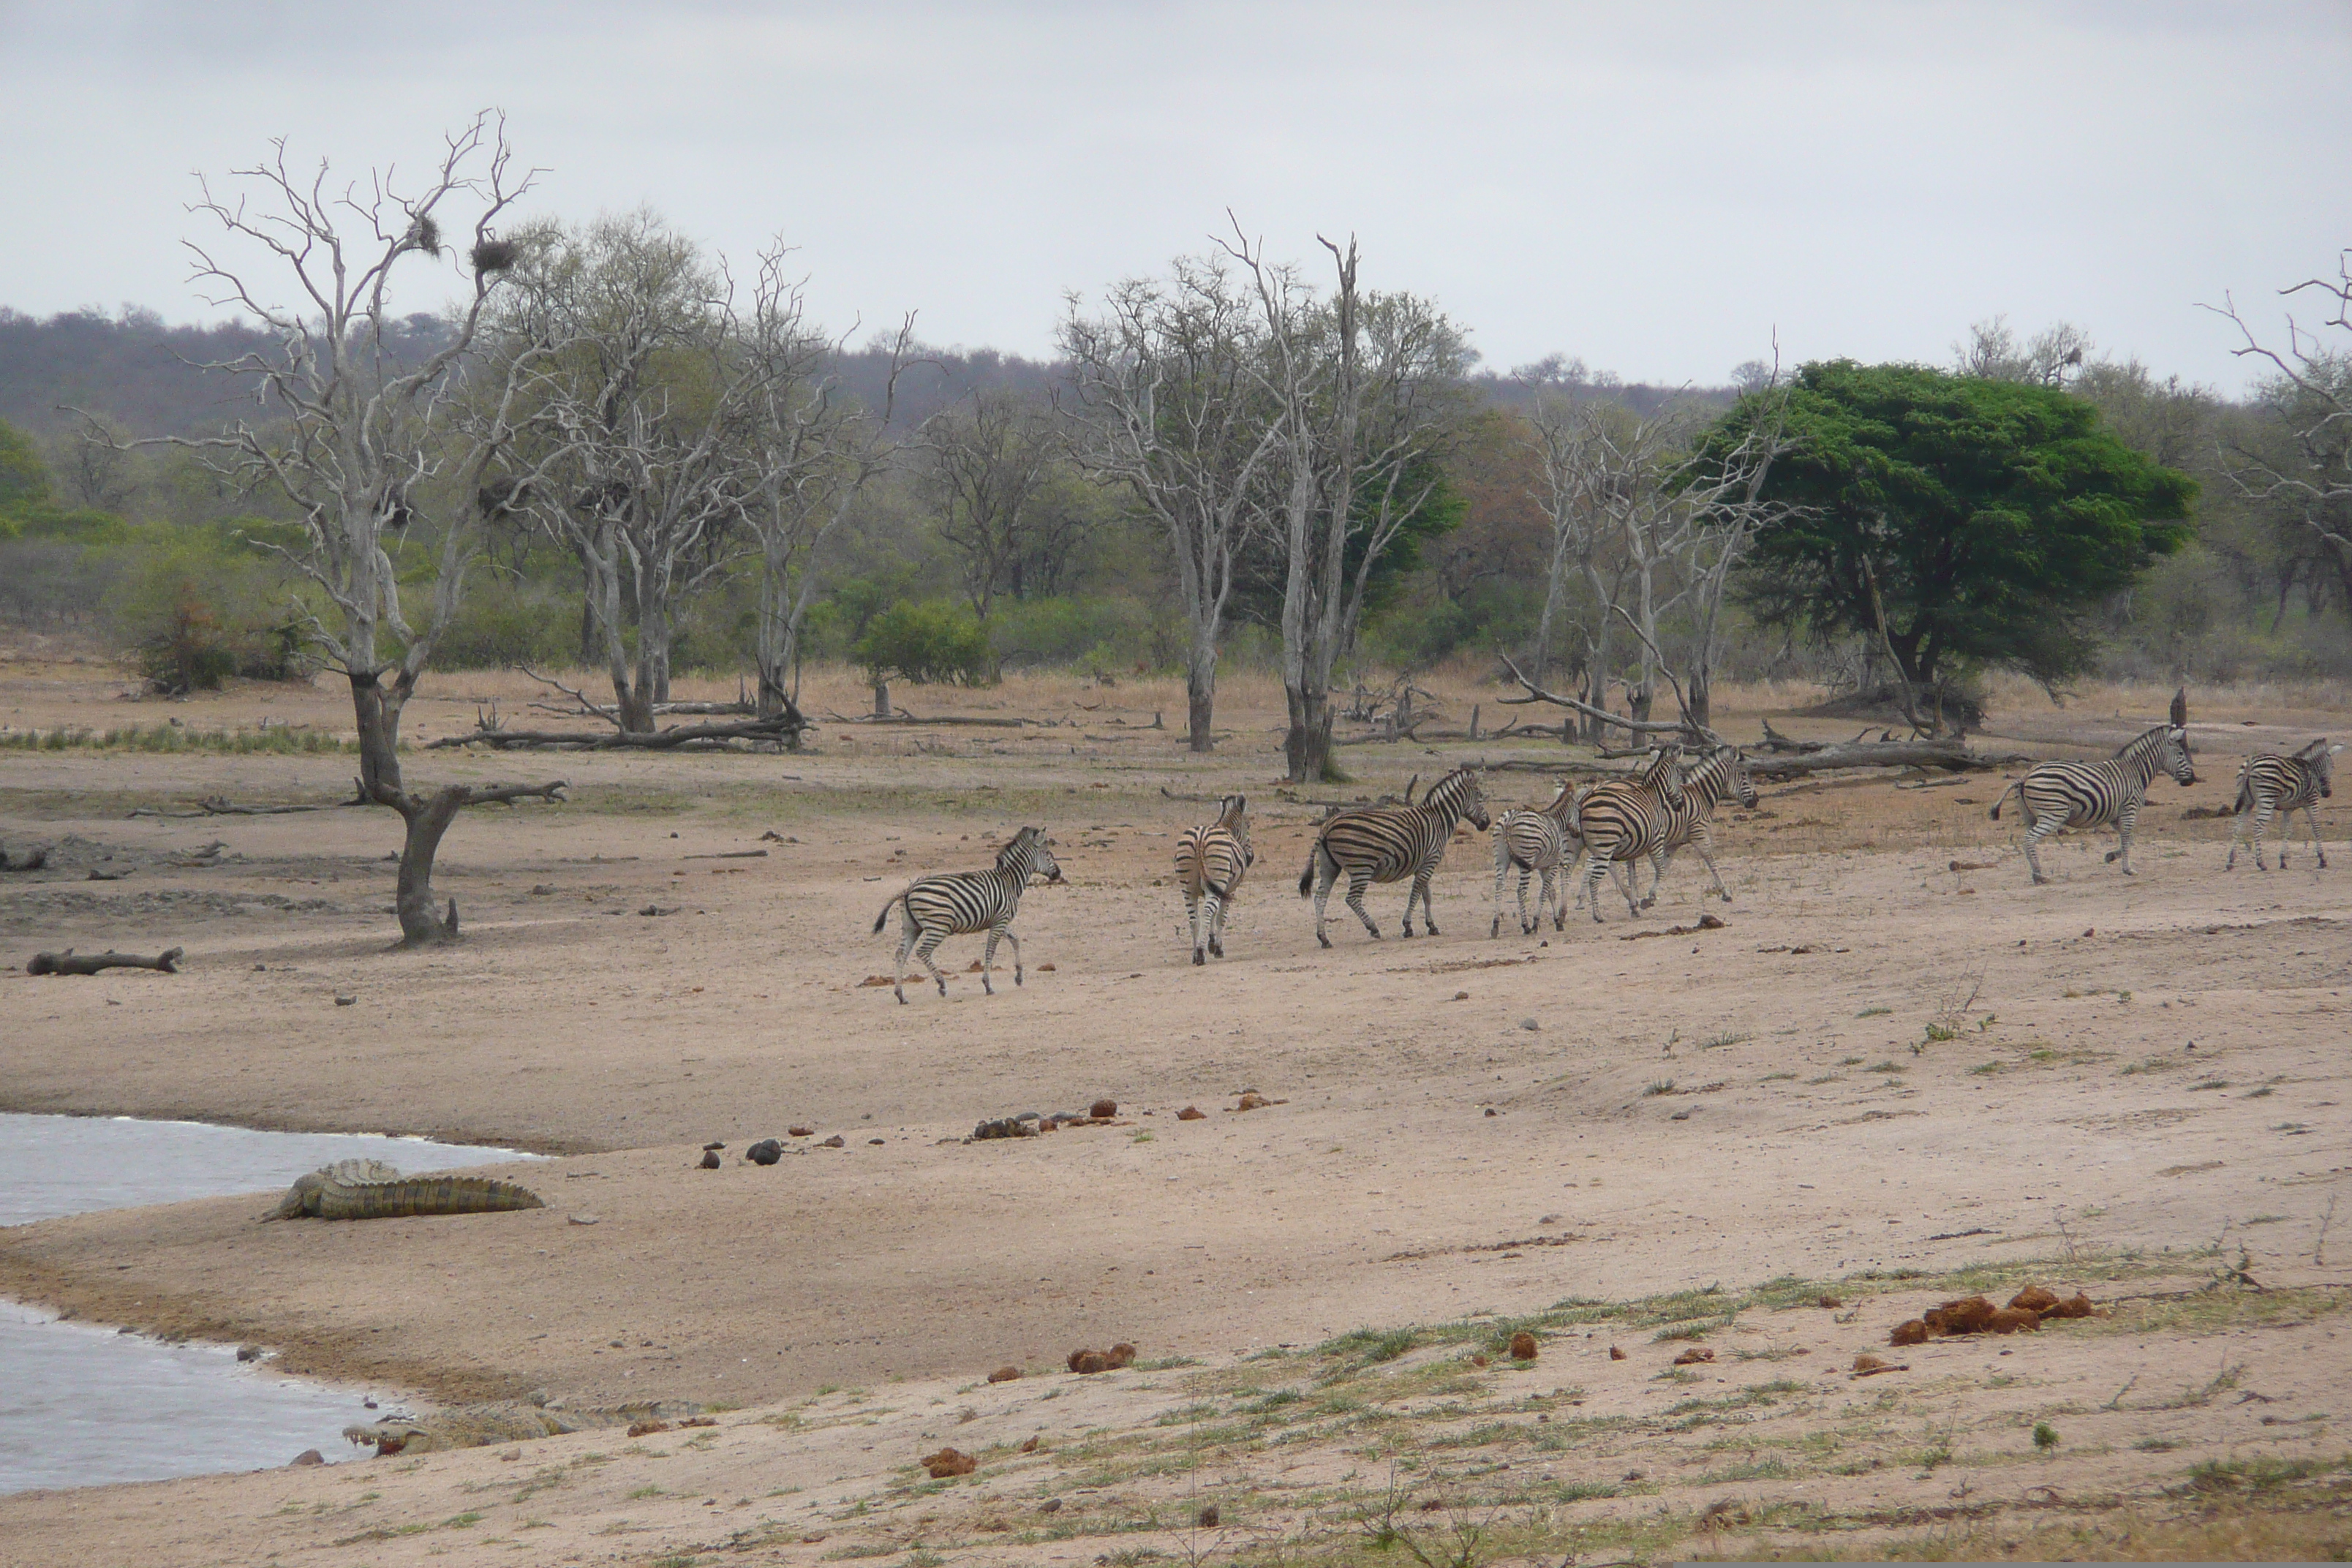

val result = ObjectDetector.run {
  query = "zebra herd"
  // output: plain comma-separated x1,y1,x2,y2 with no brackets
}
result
870,731,2336,1000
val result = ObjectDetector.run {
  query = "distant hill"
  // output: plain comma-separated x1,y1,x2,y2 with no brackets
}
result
0,305,1725,440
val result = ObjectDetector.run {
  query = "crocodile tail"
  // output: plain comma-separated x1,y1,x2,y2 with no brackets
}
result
318,1175,546,1221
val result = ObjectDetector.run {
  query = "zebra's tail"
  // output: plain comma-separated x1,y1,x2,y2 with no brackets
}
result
1297,842,1322,898
2231,764,2253,816
1989,779,2022,821
871,892,904,935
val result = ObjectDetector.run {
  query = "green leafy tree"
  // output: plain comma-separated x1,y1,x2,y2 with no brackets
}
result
1738,360,2193,693
0,419,51,511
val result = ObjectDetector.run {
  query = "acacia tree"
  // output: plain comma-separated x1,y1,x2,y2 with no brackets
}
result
1232,232,1469,781
163,115,568,946
1062,257,1286,751
1738,359,2195,700
2207,250,2352,601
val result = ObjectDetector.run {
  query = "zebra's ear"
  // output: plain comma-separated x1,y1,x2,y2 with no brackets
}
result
2170,686,2188,728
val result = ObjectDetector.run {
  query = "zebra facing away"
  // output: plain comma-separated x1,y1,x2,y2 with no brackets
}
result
1567,745,1692,921
1491,777,1586,937
1631,746,1760,909
1300,767,1490,946
1989,723,2196,884
872,826,1063,1003
1175,794,1254,965
2227,740,2338,871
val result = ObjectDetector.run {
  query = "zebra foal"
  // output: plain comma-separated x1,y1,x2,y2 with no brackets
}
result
1491,777,1586,937
2226,739,2338,870
1300,766,1490,946
1175,794,1254,964
872,826,1063,1003
1989,723,2195,883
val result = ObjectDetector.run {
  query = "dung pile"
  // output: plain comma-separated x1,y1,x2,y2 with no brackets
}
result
1890,1286,2101,1346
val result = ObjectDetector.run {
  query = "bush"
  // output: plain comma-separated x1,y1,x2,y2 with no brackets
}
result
107,528,309,691
988,595,1154,671
854,599,993,685
434,577,584,669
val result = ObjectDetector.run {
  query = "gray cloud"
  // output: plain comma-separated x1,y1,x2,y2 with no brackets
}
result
1,0,2341,390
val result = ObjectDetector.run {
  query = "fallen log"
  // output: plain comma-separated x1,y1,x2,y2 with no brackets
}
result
129,792,363,818
30,946,184,976
426,715,806,750
1495,652,1712,740
1745,738,2017,779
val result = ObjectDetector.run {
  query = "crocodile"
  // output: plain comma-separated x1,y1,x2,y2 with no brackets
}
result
344,1398,702,1455
264,1158,546,1221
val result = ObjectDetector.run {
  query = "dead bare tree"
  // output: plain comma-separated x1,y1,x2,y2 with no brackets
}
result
2205,251,2352,587
1230,227,1469,782
142,114,568,946
929,388,1058,618
1062,256,1286,752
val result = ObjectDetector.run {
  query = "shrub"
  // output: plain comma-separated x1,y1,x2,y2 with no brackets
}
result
854,599,993,685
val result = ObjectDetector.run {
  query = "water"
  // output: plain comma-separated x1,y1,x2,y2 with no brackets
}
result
0,1113,540,1494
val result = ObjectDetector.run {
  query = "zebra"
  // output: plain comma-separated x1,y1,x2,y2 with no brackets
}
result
872,826,1063,1003
1175,794,1254,964
1299,766,1490,946
1572,745,1689,921
2225,739,2338,871
1628,745,1760,909
1490,777,1586,937
1989,723,2196,884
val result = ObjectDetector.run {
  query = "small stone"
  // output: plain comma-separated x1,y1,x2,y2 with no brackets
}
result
499,1447,522,1460
820,1135,846,1148
1608,1345,1626,1360
1484,1107,1497,1117
288,1449,325,1466
568,1213,600,1225
1176,1106,1205,1120
788,1126,815,1137
703,1140,725,1151
333,995,355,1007
1454,990,1469,1001
236,1343,263,1362
698,1150,721,1169
1817,1294,1843,1308
1509,1332,1538,1361
529,883,556,895
1090,1098,1117,1118
1019,1436,1041,1453
1038,1497,1063,1513
1520,1017,1539,1031
1037,962,1055,972
867,1137,885,1145
987,1365,1022,1383
746,1139,783,1165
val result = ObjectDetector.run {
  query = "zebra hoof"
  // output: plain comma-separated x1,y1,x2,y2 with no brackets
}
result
1193,950,1206,966
2031,875,2049,886
1014,970,1023,987
1317,933,1332,949
1208,940,1223,958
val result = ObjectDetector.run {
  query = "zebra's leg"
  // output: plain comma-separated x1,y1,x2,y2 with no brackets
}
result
1691,825,1733,902
1346,868,1380,938
1583,851,1610,923
2021,813,2054,885
1542,864,1565,931
1610,856,1643,919
1491,839,1510,939
893,915,917,1006
1312,851,1337,949
2253,799,2278,870
1207,892,1228,957
1003,923,1024,987
2304,804,2328,869
2108,804,2140,875
1420,868,1441,937
1569,846,1589,912
979,924,1002,995
913,927,951,998
1519,864,1537,935
1185,889,1205,965
1635,848,1670,911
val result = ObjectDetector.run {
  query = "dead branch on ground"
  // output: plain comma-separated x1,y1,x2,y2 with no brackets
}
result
29,946,185,976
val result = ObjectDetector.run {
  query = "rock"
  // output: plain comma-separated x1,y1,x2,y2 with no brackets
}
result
702,1141,725,1151
1454,990,1469,1001
1234,1093,1269,1112
788,1126,815,1137
568,1213,600,1225
628,1420,670,1436
819,1135,846,1148
237,1343,263,1362
867,1137,885,1145
530,883,556,895
289,1449,325,1466
973,1117,1036,1139
1987,1306,2041,1334
1817,1294,1843,1308
1520,1017,1540,1032
1671,1346,1714,1365
921,1446,977,1478
1037,962,1055,972
698,1150,721,1169
1177,1106,1205,1120
1090,1098,1117,1118
2009,1285,2060,1313
1039,1497,1062,1512
1608,1345,1626,1360
1019,1436,1040,1453
1198,1504,1220,1529
987,1365,1022,1383
333,995,356,1007
1509,1331,1538,1361
1890,1319,1929,1346
746,1139,783,1165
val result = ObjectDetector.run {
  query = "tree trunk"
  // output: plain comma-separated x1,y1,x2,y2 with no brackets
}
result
872,680,892,719
1686,667,1712,732
1628,684,1653,726
1185,632,1216,753
393,789,467,946
1284,686,1335,783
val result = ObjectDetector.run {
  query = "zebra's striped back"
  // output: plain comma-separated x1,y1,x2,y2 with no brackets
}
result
1995,724,2195,832
1657,747,1758,850
883,826,1063,938
1176,795,1253,902
2236,749,2332,815
1304,767,1491,888
1572,747,1687,865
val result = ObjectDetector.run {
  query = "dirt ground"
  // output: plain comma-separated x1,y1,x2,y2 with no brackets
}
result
1,652,2348,1564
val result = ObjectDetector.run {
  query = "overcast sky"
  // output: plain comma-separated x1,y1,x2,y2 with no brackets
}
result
2,1,2342,391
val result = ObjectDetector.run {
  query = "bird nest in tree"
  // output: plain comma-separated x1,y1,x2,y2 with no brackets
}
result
471,238,520,274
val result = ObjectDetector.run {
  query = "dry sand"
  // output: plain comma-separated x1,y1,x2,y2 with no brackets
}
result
1,655,2347,1563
